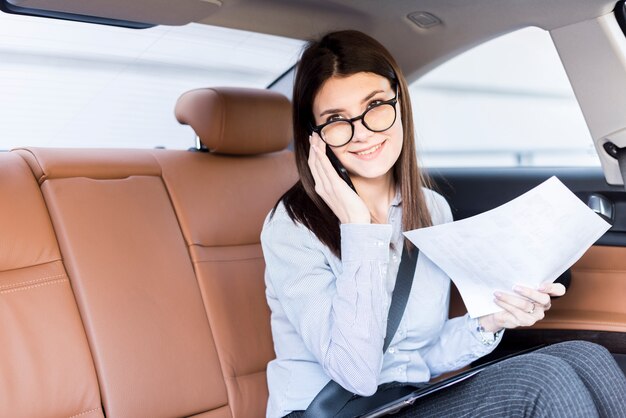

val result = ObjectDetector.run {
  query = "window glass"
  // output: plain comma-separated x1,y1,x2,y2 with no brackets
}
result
410,27,599,167
0,12,304,150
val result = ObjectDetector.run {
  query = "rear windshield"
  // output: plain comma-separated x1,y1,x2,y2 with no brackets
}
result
0,12,304,150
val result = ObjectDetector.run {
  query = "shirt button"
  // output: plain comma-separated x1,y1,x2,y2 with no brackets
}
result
376,241,385,247
396,366,404,374
392,254,398,262
389,347,396,354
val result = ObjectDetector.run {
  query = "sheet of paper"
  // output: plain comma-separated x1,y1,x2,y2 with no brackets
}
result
404,176,611,318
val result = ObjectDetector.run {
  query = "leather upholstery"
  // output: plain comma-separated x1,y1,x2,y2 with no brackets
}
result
448,283,467,318
40,173,230,418
534,245,626,332
11,86,297,417
155,149,298,418
0,153,60,271
450,245,626,333
153,150,297,246
175,87,292,155
15,148,161,182
164,88,297,418
1,153,103,418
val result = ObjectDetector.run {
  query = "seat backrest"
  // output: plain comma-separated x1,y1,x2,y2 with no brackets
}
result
15,148,231,418
0,152,103,418
162,87,297,418
8,87,295,418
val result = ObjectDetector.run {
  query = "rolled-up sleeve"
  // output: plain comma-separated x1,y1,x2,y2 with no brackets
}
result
262,215,392,395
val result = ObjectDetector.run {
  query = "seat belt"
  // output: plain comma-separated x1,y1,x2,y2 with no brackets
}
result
616,148,626,192
303,243,419,418
603,141,626,192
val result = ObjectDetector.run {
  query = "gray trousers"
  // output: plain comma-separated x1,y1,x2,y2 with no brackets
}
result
286,340,626,417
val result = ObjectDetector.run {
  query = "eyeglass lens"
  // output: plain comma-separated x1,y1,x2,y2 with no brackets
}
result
321,103,396,147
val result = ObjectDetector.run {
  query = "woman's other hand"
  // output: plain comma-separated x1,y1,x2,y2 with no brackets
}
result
479,282,567,332
308,133,371,224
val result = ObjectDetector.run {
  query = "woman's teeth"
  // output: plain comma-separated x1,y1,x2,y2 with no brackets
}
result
356,143,382,156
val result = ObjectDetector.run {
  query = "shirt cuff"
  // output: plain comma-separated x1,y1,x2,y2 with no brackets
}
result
340,223,393,261
465,314,504,349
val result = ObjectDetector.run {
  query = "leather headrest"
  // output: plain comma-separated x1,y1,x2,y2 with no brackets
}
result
175,87,292,155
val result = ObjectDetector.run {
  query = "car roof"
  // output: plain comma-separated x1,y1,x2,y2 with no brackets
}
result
29,0,617,80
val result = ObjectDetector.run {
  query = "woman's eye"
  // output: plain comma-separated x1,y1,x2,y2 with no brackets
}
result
367,100,384,109
327,114,346,122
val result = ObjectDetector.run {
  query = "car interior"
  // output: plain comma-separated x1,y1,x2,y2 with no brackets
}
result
1,0,625,417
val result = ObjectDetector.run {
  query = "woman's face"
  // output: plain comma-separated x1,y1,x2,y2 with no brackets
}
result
312,72,403,183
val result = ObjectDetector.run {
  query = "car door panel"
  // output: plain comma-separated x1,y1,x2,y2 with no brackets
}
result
430,167,626,365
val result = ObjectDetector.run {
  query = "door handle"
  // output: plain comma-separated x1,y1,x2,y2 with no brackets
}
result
587,193,613,223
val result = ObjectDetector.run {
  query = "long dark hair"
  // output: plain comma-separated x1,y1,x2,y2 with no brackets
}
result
276,30,432,257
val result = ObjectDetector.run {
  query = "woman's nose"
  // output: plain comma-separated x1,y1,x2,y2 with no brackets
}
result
351,119,372,142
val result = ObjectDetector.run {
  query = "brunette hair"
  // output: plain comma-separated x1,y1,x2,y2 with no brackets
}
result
277,30,432,257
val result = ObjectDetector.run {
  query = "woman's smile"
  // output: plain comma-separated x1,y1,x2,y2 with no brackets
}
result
313,72,403,182
349,139,386,160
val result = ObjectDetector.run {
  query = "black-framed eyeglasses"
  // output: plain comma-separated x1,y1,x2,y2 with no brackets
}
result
311,89,398,147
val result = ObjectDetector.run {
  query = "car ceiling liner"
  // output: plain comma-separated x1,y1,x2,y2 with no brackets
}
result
0,0,222,28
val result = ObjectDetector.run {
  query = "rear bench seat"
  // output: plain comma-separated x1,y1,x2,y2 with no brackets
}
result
158,88,297,418
0,152,103,418
2,88,297,417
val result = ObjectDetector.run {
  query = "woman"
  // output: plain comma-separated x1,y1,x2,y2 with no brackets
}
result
261,30,626,418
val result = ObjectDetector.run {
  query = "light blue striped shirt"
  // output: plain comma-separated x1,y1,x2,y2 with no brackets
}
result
261,188,502,418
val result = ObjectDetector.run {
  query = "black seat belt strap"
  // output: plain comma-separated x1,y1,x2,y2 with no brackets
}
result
303,243,419,418
617,148,626,192
603,141,626,192
384,245,418,352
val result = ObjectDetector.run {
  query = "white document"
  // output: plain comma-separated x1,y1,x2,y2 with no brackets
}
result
404,176,611,318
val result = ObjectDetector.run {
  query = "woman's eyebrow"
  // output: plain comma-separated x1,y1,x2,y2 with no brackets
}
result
361,89,385,103
318,89,386,118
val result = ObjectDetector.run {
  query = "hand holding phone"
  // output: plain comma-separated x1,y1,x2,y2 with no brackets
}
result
325,146,357,193
308,133,370,224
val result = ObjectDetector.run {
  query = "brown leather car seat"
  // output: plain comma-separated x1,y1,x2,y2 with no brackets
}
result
15,148,231,418
0,152,103,418
154,87,298,418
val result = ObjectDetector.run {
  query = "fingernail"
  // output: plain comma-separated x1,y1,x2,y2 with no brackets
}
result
513,285,522,292
538,284,547,291
494,292,502,298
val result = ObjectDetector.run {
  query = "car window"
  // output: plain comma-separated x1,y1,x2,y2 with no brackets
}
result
410,26,600,168
0,12,304,150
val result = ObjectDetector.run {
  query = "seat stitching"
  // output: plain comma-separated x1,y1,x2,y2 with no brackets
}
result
0,273,66,290
235,369,267,379
0,278,67,295
573,268,626,273
68,407,102,418
195,257,263,264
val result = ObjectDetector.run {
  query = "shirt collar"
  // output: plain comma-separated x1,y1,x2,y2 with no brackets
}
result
390,186,402,208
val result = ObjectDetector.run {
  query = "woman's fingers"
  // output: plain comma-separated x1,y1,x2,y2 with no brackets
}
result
494,296,543,328
311,134,350,191
512,285,551,307
307,141,325,192
307,134,370,224
312,146,330,186
495,291,540,316
309,136,334,195
309,136,331,192
489,281,565,331
538,282,566,297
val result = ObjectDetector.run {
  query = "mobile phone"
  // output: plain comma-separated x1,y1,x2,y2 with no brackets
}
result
325,146,357,193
